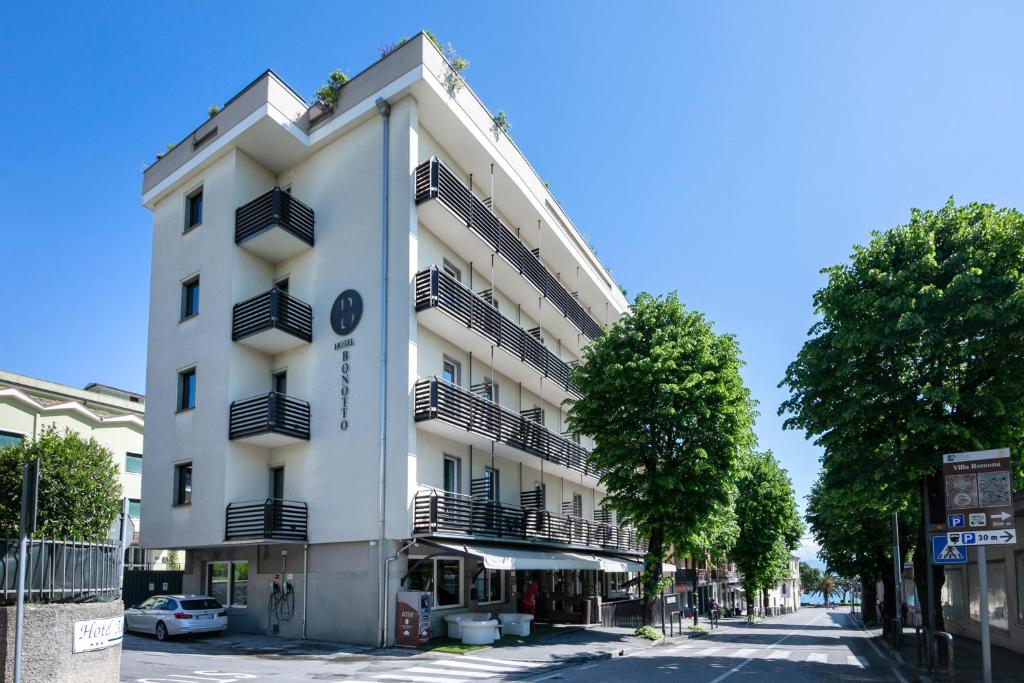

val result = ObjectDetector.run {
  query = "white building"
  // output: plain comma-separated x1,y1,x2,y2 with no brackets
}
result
0,370,176,567
140,33,647,645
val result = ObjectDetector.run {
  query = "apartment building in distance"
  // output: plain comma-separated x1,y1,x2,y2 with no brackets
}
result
140,33,660,645
0,370,177,568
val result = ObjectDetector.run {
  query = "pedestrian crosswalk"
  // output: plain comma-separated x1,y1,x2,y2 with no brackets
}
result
353,654,549,683
671,642,874,667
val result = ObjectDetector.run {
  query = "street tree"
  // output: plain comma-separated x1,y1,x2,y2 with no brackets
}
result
733,451,803,615
799,562,822,594
0,425,122,541
568,292,755,624
781,199,1024,628
675,495,739,617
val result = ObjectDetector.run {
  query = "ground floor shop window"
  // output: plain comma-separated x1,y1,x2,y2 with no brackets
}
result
207,561,249,608
474,565,504,604
406,557,464,609
942,569,965,624
968,561,1007,630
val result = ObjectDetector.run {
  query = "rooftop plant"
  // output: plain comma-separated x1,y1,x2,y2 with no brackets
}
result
208,105,220,117
313,70,349,110
442,42,469,96
380,36,408,59
492,111,510,138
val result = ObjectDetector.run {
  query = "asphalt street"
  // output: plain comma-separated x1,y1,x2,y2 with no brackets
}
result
120,608,904,683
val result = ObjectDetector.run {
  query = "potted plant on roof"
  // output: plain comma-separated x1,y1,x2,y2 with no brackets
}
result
308,70,348,124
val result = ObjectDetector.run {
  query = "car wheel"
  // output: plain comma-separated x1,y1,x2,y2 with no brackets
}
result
155,622,168,641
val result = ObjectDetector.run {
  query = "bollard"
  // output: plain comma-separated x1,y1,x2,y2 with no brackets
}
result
933,631,954,681
914,625,924,667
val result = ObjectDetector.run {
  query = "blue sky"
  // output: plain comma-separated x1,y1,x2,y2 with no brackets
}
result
3,2,1023,566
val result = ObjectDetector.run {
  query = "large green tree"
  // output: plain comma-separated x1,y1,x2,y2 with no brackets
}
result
782,199,1024,629
732,451,803,615
0,425,122,541
799,562,822,594
568,292,755,623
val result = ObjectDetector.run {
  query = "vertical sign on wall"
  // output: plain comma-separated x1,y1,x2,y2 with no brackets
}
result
331,290,363,432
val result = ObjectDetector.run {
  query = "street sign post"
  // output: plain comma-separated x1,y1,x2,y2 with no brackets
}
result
944,448,1016,683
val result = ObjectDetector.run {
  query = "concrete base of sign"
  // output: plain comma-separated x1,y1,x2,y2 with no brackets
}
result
0,600,122,683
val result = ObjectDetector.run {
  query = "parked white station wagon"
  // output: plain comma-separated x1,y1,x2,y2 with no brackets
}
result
124,594,227,640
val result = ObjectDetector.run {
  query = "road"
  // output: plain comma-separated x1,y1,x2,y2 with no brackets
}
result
121,608,903,682
529,609,904,683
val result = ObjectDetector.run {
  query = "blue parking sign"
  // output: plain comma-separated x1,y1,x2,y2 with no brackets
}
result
932,536,967,564
947,514,965,528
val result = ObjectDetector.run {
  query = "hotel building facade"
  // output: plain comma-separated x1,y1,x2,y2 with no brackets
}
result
140,33,649,645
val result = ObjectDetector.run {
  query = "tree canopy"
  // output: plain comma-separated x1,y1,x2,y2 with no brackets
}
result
0,425,122,541
568,292,755,622
732,451,803,609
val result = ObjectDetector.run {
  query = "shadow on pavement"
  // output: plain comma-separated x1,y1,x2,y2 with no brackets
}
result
581,655,886,682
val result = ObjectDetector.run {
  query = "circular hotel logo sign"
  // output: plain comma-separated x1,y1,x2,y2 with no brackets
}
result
331,290,363,335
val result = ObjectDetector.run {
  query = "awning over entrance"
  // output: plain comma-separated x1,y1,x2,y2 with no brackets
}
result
419,540,657,573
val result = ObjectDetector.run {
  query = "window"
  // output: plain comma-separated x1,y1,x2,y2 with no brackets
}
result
572,493,583,518
173,462,192,505
443,456,461,494
406,557,464,609
207,561,248,608
442,258,462,282
474,565,504,604
180,276,200,319
125,452,143,474
969,560,1008,630
177,367,196,411
942,568,965,624
483,466,499,502
128,498,141,521
186,187,203,230
442,357,461,385
0,431,24,450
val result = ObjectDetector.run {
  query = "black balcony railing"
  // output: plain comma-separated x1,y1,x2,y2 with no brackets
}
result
415,158,603,340
235,187,315,246
232,288,313,344
413,490,646,553
414,377,603,478
225,499,308,541
415,267,581,398
229,392,310,441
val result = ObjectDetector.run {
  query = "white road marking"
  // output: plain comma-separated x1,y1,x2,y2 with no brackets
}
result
767,650,791,659
439,660,521,673
693,647,723,656
732,648,756,658
403,666,496,678
707,609,830,683
846,655,869,667
462,655,547,668
374,674,471,683
806,652,828,664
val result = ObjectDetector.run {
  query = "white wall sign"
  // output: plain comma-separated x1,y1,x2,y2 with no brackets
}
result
72,615,123,653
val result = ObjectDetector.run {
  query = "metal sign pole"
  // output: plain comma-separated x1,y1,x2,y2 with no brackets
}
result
892,510,903,644
923,477,936,671
13,460,39,683
978,544,991,683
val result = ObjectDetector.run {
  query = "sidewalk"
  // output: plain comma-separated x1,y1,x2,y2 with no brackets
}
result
875,623,1024,682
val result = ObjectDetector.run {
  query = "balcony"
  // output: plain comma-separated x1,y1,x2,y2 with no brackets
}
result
413,490,646,554
225,499,308,542
232,288,313,354
413,377,604,480
415,158,604,341
235,187,314,263
229,392,310,447
415,267,581,402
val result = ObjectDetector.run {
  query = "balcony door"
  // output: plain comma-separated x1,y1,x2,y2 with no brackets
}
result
273,370,287,395
269,466,285,531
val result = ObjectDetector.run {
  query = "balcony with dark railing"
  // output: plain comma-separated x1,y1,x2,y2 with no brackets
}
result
225,498,308,542
415,267,581,401
235,187,315,263
415,158,604,341
413,490,645,554
232,287,313,354
229,392,310,448
414,377,604,480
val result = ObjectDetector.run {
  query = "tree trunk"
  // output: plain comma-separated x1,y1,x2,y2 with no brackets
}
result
762,588,769,616
642,525,665,626
860,572,878,625
692,571,700,625
913,472,947,660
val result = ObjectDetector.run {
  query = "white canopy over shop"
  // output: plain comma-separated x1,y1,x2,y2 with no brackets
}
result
419,540,667,573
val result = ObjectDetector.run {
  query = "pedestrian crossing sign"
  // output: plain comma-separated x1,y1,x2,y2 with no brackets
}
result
932,535,968,564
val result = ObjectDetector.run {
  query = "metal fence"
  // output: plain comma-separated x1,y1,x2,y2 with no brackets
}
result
600,592,682,629
0,538,120,603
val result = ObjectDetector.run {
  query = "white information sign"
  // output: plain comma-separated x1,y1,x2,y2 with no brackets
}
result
72,616,123,653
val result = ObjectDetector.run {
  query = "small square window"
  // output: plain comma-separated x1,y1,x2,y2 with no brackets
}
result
186,188,203,230
125,452,143,474
442,357,461,386
181,276,200,320
442,258,462,282
128,498,141,520
174,462,192,505
177,368,196,411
